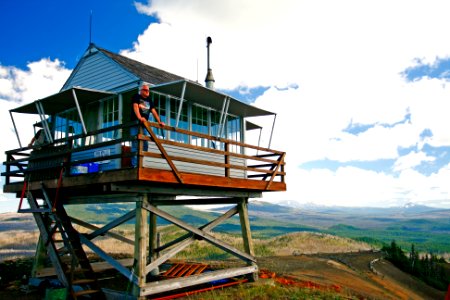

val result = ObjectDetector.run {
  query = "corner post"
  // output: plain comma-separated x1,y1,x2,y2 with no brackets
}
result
149,195,159,276
237,197,258,281
133,194,149,298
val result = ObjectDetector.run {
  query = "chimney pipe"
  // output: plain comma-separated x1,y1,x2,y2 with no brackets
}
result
205,36,215,89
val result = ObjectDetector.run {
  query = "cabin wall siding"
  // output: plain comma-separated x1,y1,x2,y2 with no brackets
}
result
63,51,139,93
143,143,246,178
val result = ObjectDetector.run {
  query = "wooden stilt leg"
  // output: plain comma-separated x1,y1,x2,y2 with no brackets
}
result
149,196,159,276
238,197,258,282
133,194,149,299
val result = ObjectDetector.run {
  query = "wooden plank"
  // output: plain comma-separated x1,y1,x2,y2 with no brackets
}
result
265,152,285,190
145,236,195,275
71,217,134,244
67,193,141,204
27,192,69,287
140,266,258,296
138,168,286,191
143,203,256,263
156,206,238,253
142,122,183,183
149,121,284,155
152,197,242,206
5,165,284,194
111,184,262,198
157,138,284,165
237,199,254,257
35,258,135,277
79,234,138,285
134,196,148,292
71,211,136,245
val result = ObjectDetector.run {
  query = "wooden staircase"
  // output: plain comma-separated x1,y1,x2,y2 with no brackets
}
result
20,184,106,300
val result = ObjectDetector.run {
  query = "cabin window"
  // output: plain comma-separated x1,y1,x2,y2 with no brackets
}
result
170,97,189,143
100,96,120,141
54,108,83,146
210,110,224,150
191,104,209,147
226,115,241,153
151,92,167,124
150,92,167,139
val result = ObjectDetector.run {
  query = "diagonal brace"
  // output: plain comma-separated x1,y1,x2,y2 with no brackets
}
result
143,203,255,263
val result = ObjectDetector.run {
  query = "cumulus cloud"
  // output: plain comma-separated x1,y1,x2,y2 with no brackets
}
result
2,0,450,209
0,59,70,211
126,0,450,208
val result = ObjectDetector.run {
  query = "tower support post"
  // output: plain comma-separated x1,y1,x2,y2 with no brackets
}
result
237,197,258,281
133,194,149,299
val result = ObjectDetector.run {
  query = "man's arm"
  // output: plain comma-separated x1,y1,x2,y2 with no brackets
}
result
151,108,165,126
133,103,146,123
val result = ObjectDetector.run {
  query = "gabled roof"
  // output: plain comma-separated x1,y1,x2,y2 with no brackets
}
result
96,45,183,85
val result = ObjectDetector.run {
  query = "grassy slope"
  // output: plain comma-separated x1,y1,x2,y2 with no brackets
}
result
18,200,450,254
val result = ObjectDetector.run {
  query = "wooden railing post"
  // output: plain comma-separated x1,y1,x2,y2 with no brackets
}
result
225,142,230,177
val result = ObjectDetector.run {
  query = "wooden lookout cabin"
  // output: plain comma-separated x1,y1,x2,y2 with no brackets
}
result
2,43,286,299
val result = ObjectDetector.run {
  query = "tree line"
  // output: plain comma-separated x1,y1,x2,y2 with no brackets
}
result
382,240,449,291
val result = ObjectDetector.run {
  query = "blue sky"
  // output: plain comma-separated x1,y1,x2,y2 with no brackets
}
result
0,1,155,69
1,0,450,213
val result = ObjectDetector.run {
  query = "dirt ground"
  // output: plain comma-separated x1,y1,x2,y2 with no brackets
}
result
0,251,447,299
257,251,446,300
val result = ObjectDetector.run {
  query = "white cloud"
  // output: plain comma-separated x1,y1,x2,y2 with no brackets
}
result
0,59,70,209
393,151,434,172
127,0,450,208
2,0,450,211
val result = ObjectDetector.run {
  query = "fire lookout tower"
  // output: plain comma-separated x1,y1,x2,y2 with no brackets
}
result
2,43,286,299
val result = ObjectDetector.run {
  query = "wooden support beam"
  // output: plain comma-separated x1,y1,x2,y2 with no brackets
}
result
265,152,285,190
154,205,239,256
140,266,257,297
145,236,195,275
142,122,183,183
111,184,262,198
133,195,149,298
143,203,256,263
84,209,136,242
153,197,242,206
79,235,137,285
71,216,134,245
27,193,69,287
149,198,158,276
237,198,254,257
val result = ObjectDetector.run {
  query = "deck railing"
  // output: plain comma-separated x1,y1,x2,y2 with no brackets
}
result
2,121,285,188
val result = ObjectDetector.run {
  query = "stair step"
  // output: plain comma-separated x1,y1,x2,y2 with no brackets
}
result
73,289,101,297
17,208,51,213
72,278,95,285
70,268,91,274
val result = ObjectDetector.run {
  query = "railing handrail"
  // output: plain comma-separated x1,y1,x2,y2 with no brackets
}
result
2,121,286,186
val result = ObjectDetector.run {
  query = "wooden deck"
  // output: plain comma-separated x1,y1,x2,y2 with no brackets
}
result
2,121,286,198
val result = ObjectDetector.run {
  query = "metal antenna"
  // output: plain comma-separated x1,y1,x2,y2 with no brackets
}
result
89,10,93,45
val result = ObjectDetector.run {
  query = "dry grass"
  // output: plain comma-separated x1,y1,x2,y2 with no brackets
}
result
0,230,39,261
263,232,374,256
1,219,447,265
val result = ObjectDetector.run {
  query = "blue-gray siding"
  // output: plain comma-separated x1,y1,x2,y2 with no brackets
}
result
63,50,139,93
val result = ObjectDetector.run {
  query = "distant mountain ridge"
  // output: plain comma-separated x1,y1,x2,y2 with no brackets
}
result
271,200,449,216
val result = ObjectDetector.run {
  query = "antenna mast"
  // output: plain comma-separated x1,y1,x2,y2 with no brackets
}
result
89,10,93,45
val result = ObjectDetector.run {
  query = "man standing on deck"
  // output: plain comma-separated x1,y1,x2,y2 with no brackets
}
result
130,82,165,166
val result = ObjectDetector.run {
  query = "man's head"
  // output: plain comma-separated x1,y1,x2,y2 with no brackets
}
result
140,82,150,97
